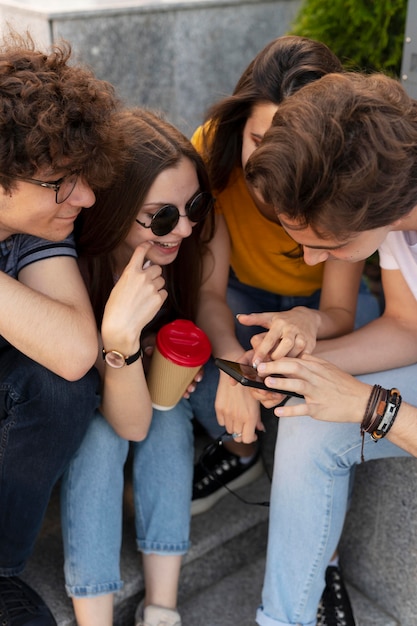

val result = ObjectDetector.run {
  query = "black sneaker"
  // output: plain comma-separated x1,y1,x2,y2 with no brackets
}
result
191,442,264,516
0,576,57,626
317,566,356,626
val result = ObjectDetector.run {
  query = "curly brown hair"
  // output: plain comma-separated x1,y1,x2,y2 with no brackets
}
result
0,31,123,193
246,71,417,239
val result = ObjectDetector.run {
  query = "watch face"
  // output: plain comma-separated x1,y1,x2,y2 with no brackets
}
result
105,350,125,368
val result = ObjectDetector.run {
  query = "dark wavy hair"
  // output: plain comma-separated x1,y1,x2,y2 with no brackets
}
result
246,72,417,239
0,31,122,192
76,107,215,328
200,35,343,192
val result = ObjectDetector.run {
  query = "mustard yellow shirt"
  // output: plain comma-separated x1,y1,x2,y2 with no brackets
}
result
192,126,324,296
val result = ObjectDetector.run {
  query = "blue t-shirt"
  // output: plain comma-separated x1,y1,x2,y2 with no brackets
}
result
0,233,77,278
0,234,77,349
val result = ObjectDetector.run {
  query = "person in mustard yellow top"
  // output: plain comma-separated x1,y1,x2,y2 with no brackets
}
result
193,123,324,299
191,35,380,626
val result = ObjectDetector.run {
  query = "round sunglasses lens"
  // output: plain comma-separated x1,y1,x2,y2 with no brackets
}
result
151,205,179,236
188,192,214,222
57,172,79,204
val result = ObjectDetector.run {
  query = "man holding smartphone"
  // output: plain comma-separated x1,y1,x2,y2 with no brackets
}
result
242,71,417,626
0,31,122,625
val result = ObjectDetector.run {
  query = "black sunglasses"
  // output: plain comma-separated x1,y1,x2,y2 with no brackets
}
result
136,191,214,236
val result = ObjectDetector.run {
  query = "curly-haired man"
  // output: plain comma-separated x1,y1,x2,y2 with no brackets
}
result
0,31,123,625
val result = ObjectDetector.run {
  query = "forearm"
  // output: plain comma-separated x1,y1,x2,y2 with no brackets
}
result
388,402,417,456
328,383,417,457
316,306,356,339
314,315,417,374
196,292,245,359
98,244,168,441
100,361,152,441
316,258,363,338
0,272,97,379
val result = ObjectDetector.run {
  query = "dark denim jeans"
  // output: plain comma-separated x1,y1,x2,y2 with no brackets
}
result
0,342,100,574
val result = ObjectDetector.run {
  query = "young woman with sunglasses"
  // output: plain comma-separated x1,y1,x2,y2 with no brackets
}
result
190,35,379,626
59,107,215,626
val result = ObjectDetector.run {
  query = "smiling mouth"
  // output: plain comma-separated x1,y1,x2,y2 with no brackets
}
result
58,213,80,221
152,241,180,248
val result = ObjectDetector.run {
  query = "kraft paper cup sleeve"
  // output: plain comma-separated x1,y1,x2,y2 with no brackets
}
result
147,348,200,410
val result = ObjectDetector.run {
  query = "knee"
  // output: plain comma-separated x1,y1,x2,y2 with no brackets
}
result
16,363,100,447
276,416,358,470
80,412,129,460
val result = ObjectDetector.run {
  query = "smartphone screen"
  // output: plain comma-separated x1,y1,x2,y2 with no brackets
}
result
214,358,304,398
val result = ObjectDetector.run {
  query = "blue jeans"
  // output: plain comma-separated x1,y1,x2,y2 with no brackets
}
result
0,343,100,575
256,364,415,626
61,371,218,597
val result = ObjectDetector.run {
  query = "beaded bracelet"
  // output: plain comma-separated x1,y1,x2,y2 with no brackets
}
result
360,385,402,462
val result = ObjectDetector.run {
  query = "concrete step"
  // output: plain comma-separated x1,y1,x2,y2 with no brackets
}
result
179,555,399,626
21,461,271,626
20,414,400,626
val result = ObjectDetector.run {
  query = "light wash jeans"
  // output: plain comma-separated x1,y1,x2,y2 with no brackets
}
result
61,368,218,597
256,364,415,626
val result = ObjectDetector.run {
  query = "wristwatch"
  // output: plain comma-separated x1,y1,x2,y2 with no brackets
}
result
102,345,143,368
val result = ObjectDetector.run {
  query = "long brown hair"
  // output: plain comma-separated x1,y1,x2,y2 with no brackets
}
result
201,35,343,192
76,108,215,328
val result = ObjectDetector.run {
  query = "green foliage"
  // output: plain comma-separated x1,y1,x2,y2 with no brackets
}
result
289,0,408,76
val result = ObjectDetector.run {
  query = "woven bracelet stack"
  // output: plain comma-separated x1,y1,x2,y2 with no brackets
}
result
360,384,402,462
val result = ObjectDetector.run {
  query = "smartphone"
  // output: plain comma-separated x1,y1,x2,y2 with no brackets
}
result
214,357,304,398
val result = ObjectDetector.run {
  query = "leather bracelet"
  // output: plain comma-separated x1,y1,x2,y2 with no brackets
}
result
371,388,402,441
360,385,402,461
360,385,386,462
361,385,385,433
365,388,388,436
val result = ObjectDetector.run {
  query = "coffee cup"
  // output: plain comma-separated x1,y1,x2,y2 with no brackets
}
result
147,319,211,410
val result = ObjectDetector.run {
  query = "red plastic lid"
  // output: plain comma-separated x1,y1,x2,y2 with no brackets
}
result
156,319,212,367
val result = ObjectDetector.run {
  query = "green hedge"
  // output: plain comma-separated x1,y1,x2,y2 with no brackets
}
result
289,0,408,76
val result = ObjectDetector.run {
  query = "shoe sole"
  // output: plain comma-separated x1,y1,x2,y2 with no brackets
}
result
191,457,264,516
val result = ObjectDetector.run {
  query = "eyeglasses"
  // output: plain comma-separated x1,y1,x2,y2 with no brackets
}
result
136,191,214,236
13,171,80,204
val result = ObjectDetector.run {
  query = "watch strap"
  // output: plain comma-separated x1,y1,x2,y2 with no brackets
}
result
102,345,143,366
124,346,143,365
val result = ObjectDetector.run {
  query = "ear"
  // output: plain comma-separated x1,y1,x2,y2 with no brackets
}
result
391,217,404,228
391,205,417,230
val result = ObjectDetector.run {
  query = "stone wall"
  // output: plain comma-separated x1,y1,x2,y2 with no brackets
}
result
0,0,301,136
